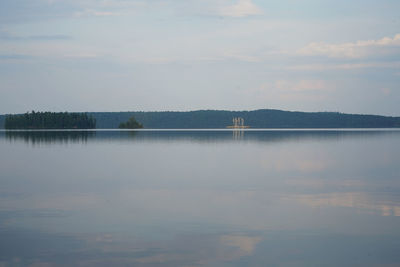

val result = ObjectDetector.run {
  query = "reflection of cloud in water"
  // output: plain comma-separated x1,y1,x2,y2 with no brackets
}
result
285,179,365,188
0,193,101,211
264,155,332,173
136,253,187,264
220,235,261,257
75,232,263,266
133,233,262,265
289,192,400,216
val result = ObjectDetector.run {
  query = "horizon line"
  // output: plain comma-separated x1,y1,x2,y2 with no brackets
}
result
1,108,399,118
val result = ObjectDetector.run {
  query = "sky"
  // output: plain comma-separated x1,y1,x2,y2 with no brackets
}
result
0,0,399,115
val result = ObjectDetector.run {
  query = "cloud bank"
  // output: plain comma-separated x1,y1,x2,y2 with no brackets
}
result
218,0,263,18
299,33,400,58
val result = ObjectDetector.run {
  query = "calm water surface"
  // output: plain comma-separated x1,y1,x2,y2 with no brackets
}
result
0,129,400,266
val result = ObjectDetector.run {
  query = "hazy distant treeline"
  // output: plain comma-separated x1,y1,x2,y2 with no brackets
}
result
1,109,400,129
4,111,96,129
89,110,400,129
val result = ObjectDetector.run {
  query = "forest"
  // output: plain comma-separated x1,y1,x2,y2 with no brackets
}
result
118,116,143,129
1,109,400,129
88,109,400,129
4,111,96,129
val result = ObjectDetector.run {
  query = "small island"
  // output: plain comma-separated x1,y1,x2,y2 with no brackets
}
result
118,116,143,129
5,111,96,129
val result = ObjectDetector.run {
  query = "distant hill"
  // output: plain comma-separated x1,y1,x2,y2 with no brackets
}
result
1,109,400,129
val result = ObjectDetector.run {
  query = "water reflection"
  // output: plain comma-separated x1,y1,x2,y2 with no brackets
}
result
0,130,400,266
3,130,95,145
0,228,264,266
1,129,398,144
232,129,244,140
287,192,400,217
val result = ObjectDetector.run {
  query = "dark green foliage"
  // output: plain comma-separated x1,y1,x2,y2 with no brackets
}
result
4,111,96,129
118,116,143,129
0,115,4,129
1,109,400,129
88,109,400,129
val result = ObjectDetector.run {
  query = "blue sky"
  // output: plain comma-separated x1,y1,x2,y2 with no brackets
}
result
0,0,399,115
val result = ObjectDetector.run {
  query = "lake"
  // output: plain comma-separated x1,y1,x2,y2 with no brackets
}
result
0,129,400,266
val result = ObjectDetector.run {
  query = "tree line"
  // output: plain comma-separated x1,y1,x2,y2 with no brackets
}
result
88,109,400,129
5,111,96,129
2,109,400,129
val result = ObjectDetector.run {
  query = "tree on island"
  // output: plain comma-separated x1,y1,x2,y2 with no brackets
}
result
118,116,143,129
5,111,96,129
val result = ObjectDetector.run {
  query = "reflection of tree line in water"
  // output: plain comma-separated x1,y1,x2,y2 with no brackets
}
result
4,131,96,144
2,130,399,144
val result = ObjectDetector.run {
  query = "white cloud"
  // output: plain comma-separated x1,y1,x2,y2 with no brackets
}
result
218,0,263,18
248,79,331,108
63,53,99,59
287,61,400,71
274,80,329,92
299,33,400,58
74,9,120,17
